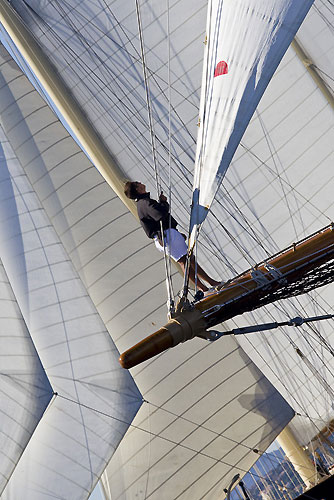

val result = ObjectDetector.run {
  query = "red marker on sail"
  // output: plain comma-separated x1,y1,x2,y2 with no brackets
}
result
214,60,228,77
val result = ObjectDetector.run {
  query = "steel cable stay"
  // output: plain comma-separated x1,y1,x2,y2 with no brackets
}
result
234,298,330,413
24,0,202,311
239,325,328,446
233,115,334,392
218,185,274,257
314,1,334,32
25,0,197,188
56,0,200,163
239,142,333,225
7,2,334,496
286,296,334,364
184,4,232,300
166,0,175,310
180,3,216,302
35,0,240,278
314,65,334,84
267,265,334,369
181,1,234,302
135,0,175,315
219,188,334,353
240,329,326,433
255,109,302,240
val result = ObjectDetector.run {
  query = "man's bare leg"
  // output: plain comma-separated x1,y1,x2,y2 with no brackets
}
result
178,256,208,292
190,256,220,287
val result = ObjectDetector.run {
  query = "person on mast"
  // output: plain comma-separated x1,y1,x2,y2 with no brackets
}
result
124,181,220,293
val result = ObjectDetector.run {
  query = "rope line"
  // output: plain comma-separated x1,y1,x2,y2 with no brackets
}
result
135,0,174,312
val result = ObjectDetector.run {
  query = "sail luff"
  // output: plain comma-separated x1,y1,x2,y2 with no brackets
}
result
189,0,315,246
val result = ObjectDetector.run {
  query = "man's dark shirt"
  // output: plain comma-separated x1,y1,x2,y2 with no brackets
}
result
136,192,177,239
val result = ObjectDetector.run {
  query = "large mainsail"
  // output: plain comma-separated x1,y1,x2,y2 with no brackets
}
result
190,0,314,244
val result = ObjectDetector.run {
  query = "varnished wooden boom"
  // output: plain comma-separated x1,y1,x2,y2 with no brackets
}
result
119,226,334,369
119,309,206,369
197,226,334,324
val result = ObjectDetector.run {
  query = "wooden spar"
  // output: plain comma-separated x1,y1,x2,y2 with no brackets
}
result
0,0,137,217
198,225,334,326
119,309,206,369
119,226,334,369
276,427,317,489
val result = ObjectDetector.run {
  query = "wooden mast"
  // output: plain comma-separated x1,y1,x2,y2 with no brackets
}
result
120,225,334,368
277,427,317,489
0,0,136,218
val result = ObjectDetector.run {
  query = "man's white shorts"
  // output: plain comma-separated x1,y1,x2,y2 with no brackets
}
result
154,228,187,262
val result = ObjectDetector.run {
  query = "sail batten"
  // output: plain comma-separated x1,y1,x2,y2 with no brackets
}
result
190,0,314,245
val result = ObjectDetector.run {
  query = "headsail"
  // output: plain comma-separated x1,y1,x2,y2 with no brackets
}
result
190,0,314,246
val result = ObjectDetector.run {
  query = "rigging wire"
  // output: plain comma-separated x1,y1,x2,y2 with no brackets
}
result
22,0,334,346
239,142,332,225
180,0,218,301
234,147,334,437
249,111,334,414
235,311,327,431
25,0,197,192
135,0,174,313
256,110,300,240
252,109,334,402
166,0,175,305
29,0,334,322
237,286,334,456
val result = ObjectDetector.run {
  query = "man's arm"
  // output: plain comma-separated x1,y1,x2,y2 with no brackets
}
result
147,194,170,221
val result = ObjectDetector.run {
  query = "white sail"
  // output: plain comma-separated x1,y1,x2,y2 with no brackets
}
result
0,45,142,499
0,256,52,495
0,0,334,498
190,0,314,244
102,336,294,499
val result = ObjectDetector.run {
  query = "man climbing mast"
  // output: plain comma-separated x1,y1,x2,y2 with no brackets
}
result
124,181,220,293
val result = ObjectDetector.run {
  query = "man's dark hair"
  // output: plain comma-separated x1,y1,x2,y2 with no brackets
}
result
124,181,139,199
